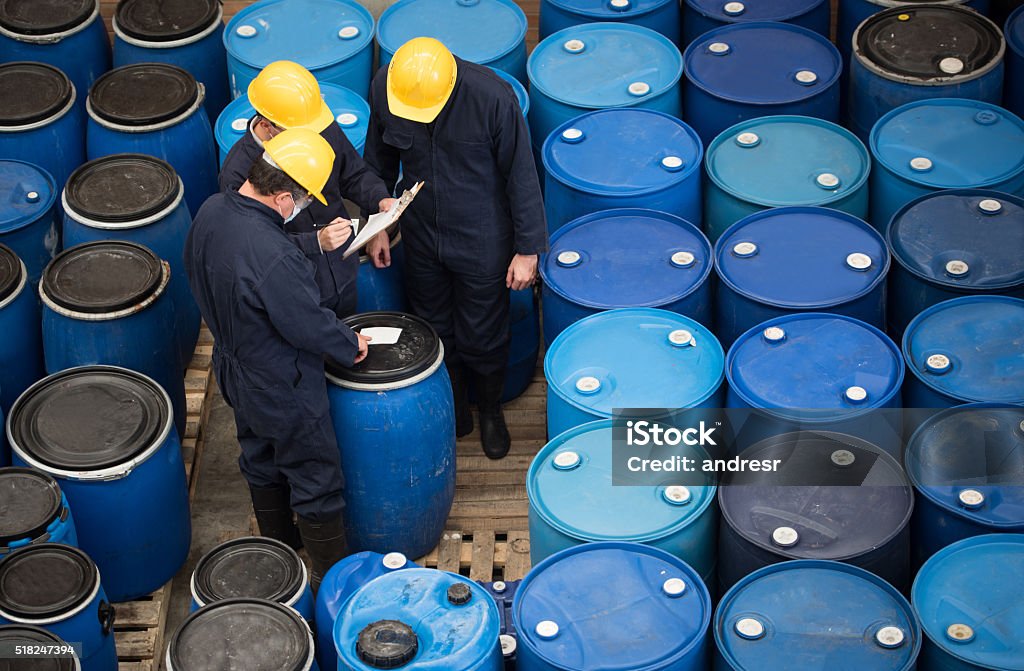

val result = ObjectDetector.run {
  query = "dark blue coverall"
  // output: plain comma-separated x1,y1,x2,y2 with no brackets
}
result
184,189,359,521
362,58,547,375
219,119,390,318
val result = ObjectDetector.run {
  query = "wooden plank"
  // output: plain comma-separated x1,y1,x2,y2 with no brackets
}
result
114,630,156,660
445,517,529,532
503,530,532,581
113,599,162,628
436,532,464,573
469,531,496,582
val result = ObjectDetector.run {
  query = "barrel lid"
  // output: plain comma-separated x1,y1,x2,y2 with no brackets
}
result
491,67,529,116
0,468,63,546
685,0,825,22
888,190,1024,291
43,241,164,314
224,0,374,72
541,209,711,309
1009,5,1024,58
326,312,441,385
543,109,702,196
871,99,1024,190
903,296,1024,404
115,0,220,42
0,244,23,304
719,432,913,560
513,542,710,670
0,625,76,670
728,313,904,418
0,162,56,246
169,598,311,671
9,367,170,472
377,0,527,64
193,537,305,607
706,116,870,207
0,62,73,127
0,545,97,620
716,561,920,670
684,22,840,105
545,308,724,416
855,6,1004,81
544,0,674,19
64,154,181,223
89,64,199,127
912,534,1024,671
0,0,94,36
527,23,682,109
715,207,888,309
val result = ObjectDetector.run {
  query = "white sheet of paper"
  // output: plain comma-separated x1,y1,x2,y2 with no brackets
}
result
360,327,402,345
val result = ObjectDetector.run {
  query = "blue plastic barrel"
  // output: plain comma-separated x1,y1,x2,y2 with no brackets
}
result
0,63,85,198
682,0,829,45
86,63,217,218
314,551,417,671
378,0,528,83
1007,5,1024,117
356,233,407,312
682,23,841,146
849,6,1006,142
113,0,230,122
913,534,1024,671
703,116,871,243
540,209,712,345
0,245,44,429
8,366,192,602
0,468,77,556
0,544,117,671
718,431,914,594
869,99,1024,229
714,207,889,348
0,0,110,111
335,568,501,671
716,560,921,671
506,287,540,401
513,542,711,671
902,296,1024,409
224,0,375,100
0,625,81,670
540,0,680,45
887,189,1024,341
62,154,200,371
215,82,370,164
0,161,59,285
325,313,455,559
494,67,530,116
542,110,703,233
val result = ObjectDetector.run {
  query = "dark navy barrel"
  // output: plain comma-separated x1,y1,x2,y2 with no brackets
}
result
0,0,110,110
913,534,1024,671
887,189,1024,341
224,0,375,100
113,0,230,121
513,542,711,671
703,116,871,243
0,467,77,556
682,23,841,146
545,308,725,437
716,560,921,671
849,6,1006,142
1007,5,1024,116
0,63,85,197
378,0,528,83
325,313,455,559
8,366,192,602
540,0,680,45
0,245,44,432
540,209,712,345
683,0,829,45
0,544,116,671
62,154,200,370
718,432,914,594
869,99,1024,229
0,625,81,670
0,161,59,285
714,207,889,348
505,287,539,401
542,110,702,233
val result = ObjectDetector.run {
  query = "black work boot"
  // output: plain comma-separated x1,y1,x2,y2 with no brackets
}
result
296,514,349,593
249,484,302,550
475,371,511,460
448,362,474,438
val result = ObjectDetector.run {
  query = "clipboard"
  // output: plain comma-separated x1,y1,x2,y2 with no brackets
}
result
342,181,424,259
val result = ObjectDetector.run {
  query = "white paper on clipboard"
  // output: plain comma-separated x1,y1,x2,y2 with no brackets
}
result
360,327,403,345
342,182,423,258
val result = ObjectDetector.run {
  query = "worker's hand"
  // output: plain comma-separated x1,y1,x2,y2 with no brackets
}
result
379,197,399,213
506,254,538,291
317,218,353,253
354,333,372,364
367,230,391,269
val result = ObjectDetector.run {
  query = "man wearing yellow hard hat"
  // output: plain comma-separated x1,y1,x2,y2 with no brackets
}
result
186,128,372,589
363,38,547,460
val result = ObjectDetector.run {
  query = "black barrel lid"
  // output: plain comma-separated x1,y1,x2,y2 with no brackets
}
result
0,62,72,127
0,244,23,304
357,620,419,669
0,544,97,620
857,5,1004,79
0,0,95,36
43,241,163,314
88,63,198,127
0,468,63,545
193,537,305,606
0,625,77,671
9,367,169,472
169,598,311,671
327,312,442,385
64,154,181,223
115,0,220,42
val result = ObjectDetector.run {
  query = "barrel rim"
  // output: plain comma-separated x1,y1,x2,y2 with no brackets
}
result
86,63,202,129
546,0,675,20
1008,4,1024,58
0,624,81,670
63,154,184,226
375,0,528,63
0,467,65,546
0,162,57,245
684,0,826,23
325,311,444,388
191,536,308,609
0,543,100,624
0,62,76,129
0,0,98,39
113,0,222,44
0,246,25,307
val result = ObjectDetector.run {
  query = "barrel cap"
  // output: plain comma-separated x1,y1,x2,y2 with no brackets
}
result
0,625,77,670
0,0,94,35
115,0,220,42
356,619,419,668
327,312,442,385
0,244,23,304
377,0,526,64
42,241,164,314
546,0,675,18
0,544,98,620
64,154,181,224
0,62,73,127
88,63,199,127
193,537,306,607
0,468,63,546
686,0,824,22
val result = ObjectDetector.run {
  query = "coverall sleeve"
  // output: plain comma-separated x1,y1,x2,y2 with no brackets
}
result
494,94,548,256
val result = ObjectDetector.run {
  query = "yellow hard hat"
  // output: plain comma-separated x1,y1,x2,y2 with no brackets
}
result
248,60,334,132
263,128,336,206
387,37,457,123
